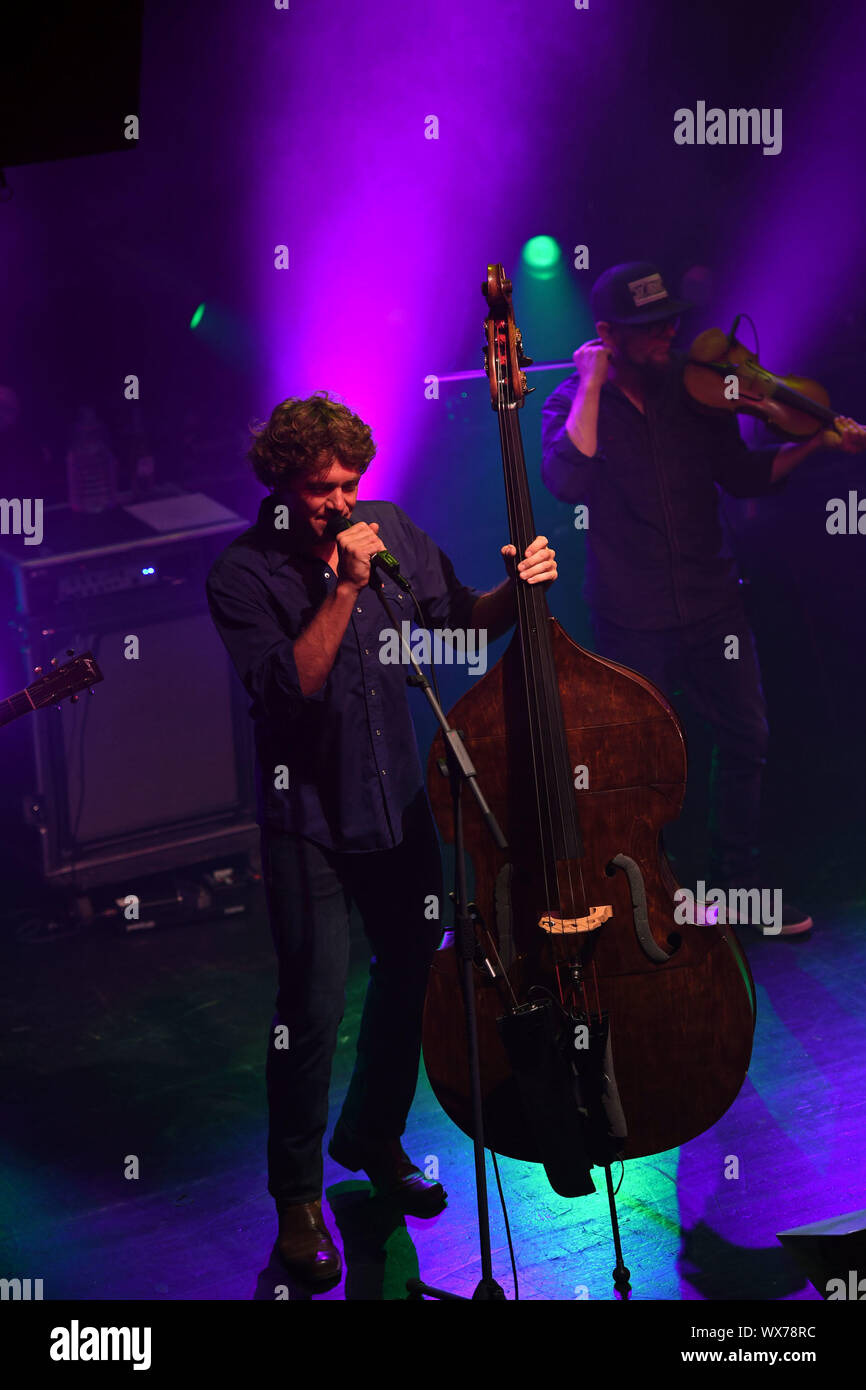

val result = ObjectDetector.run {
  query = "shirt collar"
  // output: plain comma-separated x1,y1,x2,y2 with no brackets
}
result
256,494,377,573
255,493,320,574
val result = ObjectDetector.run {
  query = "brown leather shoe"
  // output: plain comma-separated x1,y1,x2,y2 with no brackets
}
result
275,1198,342,1284
328,1128,447,1216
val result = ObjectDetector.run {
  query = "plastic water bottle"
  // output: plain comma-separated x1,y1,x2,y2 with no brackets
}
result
66,407,118,513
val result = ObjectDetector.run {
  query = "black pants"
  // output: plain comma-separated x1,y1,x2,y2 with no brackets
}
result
260,791,444,1205
591,603,769,886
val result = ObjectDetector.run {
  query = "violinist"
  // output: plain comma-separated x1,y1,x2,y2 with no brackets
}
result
206,391,557,1286
541,261,866,937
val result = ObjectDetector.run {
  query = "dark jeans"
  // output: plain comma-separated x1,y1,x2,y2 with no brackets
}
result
260,791,444,1205
591,603,769,886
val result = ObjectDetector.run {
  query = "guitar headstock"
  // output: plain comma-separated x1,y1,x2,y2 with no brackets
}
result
482,263,534,412
27,652,104,710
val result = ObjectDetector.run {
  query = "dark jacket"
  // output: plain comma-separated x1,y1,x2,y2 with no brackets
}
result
541,351,782,629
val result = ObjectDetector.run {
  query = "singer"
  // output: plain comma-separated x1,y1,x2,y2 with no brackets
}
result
205,391,557,1287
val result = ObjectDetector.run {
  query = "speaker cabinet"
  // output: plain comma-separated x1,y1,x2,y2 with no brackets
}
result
3,504,258,890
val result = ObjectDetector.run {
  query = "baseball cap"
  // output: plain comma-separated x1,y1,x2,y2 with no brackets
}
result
590,261,692,326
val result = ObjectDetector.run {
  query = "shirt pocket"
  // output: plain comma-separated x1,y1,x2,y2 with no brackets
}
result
377,578,407,611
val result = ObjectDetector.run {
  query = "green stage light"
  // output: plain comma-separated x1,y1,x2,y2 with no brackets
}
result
522,236,561,271
189,303,206,329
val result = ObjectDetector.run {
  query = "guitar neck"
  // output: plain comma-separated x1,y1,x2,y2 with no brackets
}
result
0,689,36,727
0,652,103,726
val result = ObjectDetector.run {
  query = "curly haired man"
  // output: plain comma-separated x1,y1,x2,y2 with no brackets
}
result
207,392,557,1287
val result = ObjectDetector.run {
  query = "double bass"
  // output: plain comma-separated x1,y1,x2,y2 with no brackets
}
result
421,266,755,1185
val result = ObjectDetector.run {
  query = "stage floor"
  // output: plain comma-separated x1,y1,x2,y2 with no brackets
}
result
1,883,864,1302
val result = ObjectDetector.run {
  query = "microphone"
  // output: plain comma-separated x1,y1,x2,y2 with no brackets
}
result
726,314,743,354
326,513,412,592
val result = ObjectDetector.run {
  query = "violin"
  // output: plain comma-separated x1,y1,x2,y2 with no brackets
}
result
684,325,866,439
421,267,756,1194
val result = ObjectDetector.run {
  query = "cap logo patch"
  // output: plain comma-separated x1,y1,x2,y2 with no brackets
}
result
627,273,668,307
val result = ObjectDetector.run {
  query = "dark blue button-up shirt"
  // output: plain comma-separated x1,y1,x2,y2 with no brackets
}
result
206,495,481,852
541,350,783,629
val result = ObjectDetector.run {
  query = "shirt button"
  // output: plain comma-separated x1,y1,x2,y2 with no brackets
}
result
324,570,330,578
370,689,375,695
381,769,387,776
356,606,362,613
364,648,370,655
375,729,381,736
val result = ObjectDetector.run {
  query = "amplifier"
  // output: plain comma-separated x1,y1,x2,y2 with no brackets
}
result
7,491,242,620
0,489,259,891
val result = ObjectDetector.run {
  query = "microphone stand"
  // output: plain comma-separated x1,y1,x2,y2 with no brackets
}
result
371,577,509,1300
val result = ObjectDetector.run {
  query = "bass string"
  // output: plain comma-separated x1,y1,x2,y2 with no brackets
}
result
504,402,588,923
496,333,587,931
494,364,559,925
